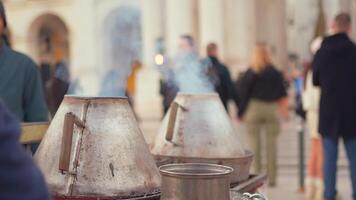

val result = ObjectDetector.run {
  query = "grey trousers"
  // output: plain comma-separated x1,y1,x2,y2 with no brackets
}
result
245,99,281,185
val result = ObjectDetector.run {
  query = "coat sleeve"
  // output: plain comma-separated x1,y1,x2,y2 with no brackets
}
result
0,101,51,200
236,70,254,118
312,51,322,86
23,58,49,122
276,69,287,98
223,65,240,108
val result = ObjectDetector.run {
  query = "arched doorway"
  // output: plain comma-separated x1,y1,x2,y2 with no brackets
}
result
28,13,70,64
28,14,71,116
100,6,142,96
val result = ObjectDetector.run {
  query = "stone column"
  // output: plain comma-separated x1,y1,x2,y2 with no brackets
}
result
271,0,289,69
224,0,257,73
71,0,99,95
323,0,341,31
141,0,164,67
137,0,165,120
351,0,356,41
198,0,225,57
255,0,288,69
165,0,194,56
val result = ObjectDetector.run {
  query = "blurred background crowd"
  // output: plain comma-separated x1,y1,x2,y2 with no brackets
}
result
1,0,356,199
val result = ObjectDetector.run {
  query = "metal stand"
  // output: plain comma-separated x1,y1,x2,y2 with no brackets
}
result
297,117,305,192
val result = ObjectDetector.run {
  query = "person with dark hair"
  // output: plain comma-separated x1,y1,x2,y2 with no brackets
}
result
180,34,194,48
172,34,214,93
205,42,239,111
312,13,356,200
0,100,51,200
0,1,48,123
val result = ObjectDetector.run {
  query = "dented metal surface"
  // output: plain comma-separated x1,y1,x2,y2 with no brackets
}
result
150,93,254,183
35,96,161,199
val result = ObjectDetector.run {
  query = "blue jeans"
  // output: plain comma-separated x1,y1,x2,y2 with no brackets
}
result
323,137,356,200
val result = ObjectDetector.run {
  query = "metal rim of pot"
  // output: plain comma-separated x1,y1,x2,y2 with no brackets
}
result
64,95,129,100
154,150,254,161
159,163,234,178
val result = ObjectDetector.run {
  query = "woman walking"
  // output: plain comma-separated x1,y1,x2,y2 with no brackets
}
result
303,37,323,200
238,44,288,187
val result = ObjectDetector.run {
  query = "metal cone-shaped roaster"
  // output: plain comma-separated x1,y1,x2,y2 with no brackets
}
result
35,96,161,200
151,93,253,183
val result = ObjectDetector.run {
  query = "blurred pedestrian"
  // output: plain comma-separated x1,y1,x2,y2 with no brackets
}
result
312,13,356,200
173,35,214,93
48,48,70,117
238,44,288,187
0,1,48,123
127,60,142,106
159,35,214,114
127,60,142,120
0,100,51,200
303,37,323,200
204,43,239,112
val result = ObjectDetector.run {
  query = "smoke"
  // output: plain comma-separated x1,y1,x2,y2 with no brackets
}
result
99,68,127,96
99,5,142,97
171,52,215,93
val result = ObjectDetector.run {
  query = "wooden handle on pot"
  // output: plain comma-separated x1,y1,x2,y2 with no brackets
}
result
166,102,179,141
59,112,85,173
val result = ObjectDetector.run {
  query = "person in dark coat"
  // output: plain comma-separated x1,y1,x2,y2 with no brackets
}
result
48,60,70,117
312,13,356,200
0,1,48,122
205,43,239,111
0,100,51,200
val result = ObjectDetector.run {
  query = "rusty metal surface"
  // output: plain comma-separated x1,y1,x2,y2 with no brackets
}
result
151,93,253,183
160,163,232,200
35,96,161,198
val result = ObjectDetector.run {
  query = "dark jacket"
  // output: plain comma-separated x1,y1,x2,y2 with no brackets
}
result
0,42,48,122
208,56,239,111
0,101,51,200
312,33,356,140
237,65,287,117
159,78,179,114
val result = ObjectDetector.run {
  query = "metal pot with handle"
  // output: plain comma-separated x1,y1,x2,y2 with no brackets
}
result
151,93,253,183
35,96,161,199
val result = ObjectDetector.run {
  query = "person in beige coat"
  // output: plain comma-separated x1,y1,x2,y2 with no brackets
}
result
303,37,323,200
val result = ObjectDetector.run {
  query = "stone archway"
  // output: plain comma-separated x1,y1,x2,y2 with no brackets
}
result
100,6,142,96
28,13,71,116
28,13,70,64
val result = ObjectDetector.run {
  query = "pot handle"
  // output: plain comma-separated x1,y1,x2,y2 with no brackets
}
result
59,112,85,173
166,102,188,141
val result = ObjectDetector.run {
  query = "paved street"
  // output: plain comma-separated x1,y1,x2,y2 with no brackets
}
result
139,109,352,199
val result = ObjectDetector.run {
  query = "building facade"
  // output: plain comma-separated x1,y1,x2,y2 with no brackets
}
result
4,0,356,117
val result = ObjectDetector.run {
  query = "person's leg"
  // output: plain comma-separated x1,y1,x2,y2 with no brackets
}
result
315,138,324,200
323,137,339,200
306,138,318,199
343,138,356,200
247,120,263,174
315,138,324,178
265,107,280,187
246,101,263,174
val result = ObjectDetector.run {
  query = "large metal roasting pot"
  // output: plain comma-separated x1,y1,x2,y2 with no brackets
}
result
151,93,253,183
35,96,161,199
159,163,233,200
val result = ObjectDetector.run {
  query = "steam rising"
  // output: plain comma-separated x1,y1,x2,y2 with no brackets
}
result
99,6,141,96
169,52,214,93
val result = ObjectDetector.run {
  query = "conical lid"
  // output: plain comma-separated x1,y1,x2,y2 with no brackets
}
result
35,96,161,197
151,93,246,159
